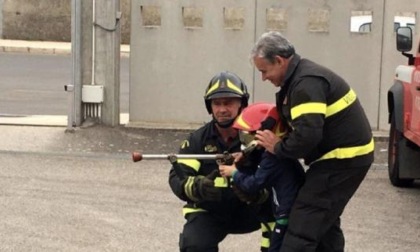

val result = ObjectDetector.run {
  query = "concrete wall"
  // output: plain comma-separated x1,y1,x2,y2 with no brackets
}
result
1,0,131,43
128,0,419,130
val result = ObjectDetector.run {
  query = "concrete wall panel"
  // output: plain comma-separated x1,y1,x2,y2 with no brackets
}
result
129,0,257,128
254,0,384,131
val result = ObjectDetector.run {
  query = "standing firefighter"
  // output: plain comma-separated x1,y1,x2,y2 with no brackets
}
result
168,71,273,252
251,31,374,251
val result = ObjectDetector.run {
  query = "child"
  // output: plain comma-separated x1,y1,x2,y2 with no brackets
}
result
219,102,305,251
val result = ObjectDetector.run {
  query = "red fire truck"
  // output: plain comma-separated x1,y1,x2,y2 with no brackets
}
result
387,26,420,187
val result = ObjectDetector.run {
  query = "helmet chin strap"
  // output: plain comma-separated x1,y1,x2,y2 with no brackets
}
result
214,117,235,128
212,107,243,129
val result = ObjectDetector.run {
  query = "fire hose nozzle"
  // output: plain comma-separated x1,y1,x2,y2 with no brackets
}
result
132,152,143,162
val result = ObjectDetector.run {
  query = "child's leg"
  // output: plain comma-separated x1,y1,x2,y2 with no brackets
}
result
268,217,288,252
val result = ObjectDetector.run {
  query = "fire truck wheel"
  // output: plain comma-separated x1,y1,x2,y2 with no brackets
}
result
388,114,414,187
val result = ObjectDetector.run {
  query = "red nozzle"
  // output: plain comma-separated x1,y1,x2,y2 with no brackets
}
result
132,152,143,162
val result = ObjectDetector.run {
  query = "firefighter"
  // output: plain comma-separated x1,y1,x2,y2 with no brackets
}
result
219,102,305,251
168,71,274,252
250,31,374,252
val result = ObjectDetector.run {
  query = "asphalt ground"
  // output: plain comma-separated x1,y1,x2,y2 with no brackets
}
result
0,124,419,251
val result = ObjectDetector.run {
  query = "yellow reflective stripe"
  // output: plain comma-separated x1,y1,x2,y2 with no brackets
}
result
214,177,229,188
290,89,357,120
181,140,189,149
317,138,374,162
274,123,287,138
326,89,357,117
235,113,251,130
177,159,200,172
184,175,228,201
206,79,243,96
206,80,219,96
184,176,200,201
291,103,326,120
261,222,275,232
182,207,207,216
260,221,275,248
227,79,244,95
261,237,270,249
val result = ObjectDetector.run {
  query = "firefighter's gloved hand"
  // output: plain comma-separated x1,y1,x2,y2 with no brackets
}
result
232,185,269,204
193,170,222,202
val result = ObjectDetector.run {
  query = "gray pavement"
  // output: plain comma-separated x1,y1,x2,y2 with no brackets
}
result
0,124,266,251
0,124,419,251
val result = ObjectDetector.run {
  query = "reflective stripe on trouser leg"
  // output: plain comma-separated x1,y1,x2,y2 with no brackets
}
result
260,222,275,251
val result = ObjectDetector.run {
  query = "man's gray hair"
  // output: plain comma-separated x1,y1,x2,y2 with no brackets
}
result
251,31,295,64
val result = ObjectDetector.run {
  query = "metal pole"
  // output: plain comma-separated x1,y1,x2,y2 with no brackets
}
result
140,154,220,160
67,0,83,131
131,152,233,163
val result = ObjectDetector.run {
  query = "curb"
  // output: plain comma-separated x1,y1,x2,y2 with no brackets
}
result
0,39,130,56
0,114,129,127
372,131,388,142
0,114,389,141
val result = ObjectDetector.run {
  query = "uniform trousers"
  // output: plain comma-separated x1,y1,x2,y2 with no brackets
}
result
179,203,272,252
279,162,371,252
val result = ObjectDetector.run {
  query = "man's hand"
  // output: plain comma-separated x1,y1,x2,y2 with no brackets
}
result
193,170,222,202
255,129,281,154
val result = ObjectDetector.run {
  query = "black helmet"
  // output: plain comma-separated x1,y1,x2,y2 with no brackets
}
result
204,71,249,114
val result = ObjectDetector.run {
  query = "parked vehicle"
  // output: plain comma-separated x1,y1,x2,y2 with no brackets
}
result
387,27,420,187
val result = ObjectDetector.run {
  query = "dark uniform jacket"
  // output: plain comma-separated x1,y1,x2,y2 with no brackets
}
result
232,152,304,219
274,54,374,167
168,121,257,217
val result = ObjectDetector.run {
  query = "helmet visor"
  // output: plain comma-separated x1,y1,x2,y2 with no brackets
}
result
239,131,256,147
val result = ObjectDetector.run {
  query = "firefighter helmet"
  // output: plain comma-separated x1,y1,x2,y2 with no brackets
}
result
204,71,249,114
233,102,286,147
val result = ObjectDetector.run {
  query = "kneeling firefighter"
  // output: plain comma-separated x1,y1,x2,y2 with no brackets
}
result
168,71,274,252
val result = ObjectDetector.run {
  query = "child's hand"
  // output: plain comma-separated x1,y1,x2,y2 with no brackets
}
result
219,164,237,178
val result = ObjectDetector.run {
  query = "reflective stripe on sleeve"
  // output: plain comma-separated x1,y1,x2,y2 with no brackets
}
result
315,138,374,163
290,89,357,120
326,89,356,117
177,159,201,172
184,176,199,202
214,177,229,188
291,102,326,120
